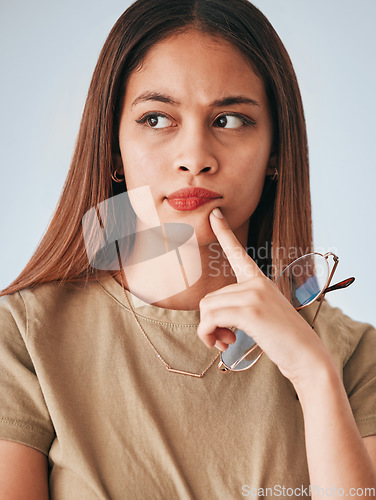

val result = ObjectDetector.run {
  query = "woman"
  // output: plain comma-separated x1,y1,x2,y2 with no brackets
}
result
1,0,375,498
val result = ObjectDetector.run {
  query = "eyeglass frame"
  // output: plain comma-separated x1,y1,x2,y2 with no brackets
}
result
218,251,355,372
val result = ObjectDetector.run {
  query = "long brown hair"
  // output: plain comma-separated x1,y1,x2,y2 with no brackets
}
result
1,0,312,297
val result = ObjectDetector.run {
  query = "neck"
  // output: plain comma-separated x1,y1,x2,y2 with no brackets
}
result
149,244,237,310
113,220,248,311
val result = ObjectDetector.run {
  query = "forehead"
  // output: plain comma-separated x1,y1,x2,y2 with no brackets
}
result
124,31,268,106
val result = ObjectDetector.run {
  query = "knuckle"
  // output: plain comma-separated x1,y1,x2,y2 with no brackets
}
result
250,288,264,303
199,296,211,312
199,294,209,306
204,308,215,321
251,304,263,317
257,286,266,299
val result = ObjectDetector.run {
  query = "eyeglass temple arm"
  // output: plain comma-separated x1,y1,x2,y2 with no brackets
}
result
310,276,355,329
323,277,355,294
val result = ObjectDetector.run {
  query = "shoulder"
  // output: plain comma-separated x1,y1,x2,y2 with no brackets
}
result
304,300,376,437
0,279,105,342
301,299,376,369
0,286,62,455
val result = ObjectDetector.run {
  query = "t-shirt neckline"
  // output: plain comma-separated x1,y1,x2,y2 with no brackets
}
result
97,272,201,326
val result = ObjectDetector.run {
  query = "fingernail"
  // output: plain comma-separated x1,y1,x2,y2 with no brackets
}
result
214,344,226,352
211,208,224,219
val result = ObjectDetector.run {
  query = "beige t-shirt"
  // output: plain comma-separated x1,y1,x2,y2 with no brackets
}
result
0,274,376,499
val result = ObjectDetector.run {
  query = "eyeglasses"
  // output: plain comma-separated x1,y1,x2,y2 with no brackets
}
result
218,252,355,372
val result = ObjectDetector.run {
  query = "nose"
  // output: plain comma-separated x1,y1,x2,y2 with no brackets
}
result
173,125,219,176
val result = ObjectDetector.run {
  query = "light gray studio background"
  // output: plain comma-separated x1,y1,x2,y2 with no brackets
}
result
1,1,375,324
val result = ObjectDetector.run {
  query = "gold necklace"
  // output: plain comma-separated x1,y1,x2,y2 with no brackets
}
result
113,255,219,378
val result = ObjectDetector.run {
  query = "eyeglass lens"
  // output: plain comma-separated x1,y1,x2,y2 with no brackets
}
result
220,329,260,370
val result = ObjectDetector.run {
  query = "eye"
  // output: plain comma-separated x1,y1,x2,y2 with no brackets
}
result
213,113,255,129
136,113,175,129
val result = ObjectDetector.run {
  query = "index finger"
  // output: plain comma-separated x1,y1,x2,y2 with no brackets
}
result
209,208,263,283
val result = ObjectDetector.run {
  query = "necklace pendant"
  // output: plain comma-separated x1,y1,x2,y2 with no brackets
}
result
167,367,204,378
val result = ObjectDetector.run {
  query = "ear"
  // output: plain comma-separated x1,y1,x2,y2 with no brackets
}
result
265,153,277,177
113,153,124,176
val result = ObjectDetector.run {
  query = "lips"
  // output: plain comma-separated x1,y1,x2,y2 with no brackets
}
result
166,187,222,211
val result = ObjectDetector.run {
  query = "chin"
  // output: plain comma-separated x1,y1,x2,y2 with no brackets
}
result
194,233,216,248
158,210,215,245
188,218,219,248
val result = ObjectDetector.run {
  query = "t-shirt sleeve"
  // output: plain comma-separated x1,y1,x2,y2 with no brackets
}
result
343,324,376,438
0,292,55,455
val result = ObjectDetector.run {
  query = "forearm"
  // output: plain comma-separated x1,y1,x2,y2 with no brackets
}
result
295,357,376,499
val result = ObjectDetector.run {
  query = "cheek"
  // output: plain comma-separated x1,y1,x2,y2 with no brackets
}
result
223,130,271,175
222,148,269,218
120,140,165,188
224,147,269,193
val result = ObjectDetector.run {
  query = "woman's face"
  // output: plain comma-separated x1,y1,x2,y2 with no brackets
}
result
118,31,275,247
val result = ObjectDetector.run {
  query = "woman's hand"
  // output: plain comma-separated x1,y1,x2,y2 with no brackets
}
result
197,209,333,386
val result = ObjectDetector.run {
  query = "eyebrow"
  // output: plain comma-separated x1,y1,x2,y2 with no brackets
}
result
131,91,260,108
211,96,260,107
132,92,180,107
